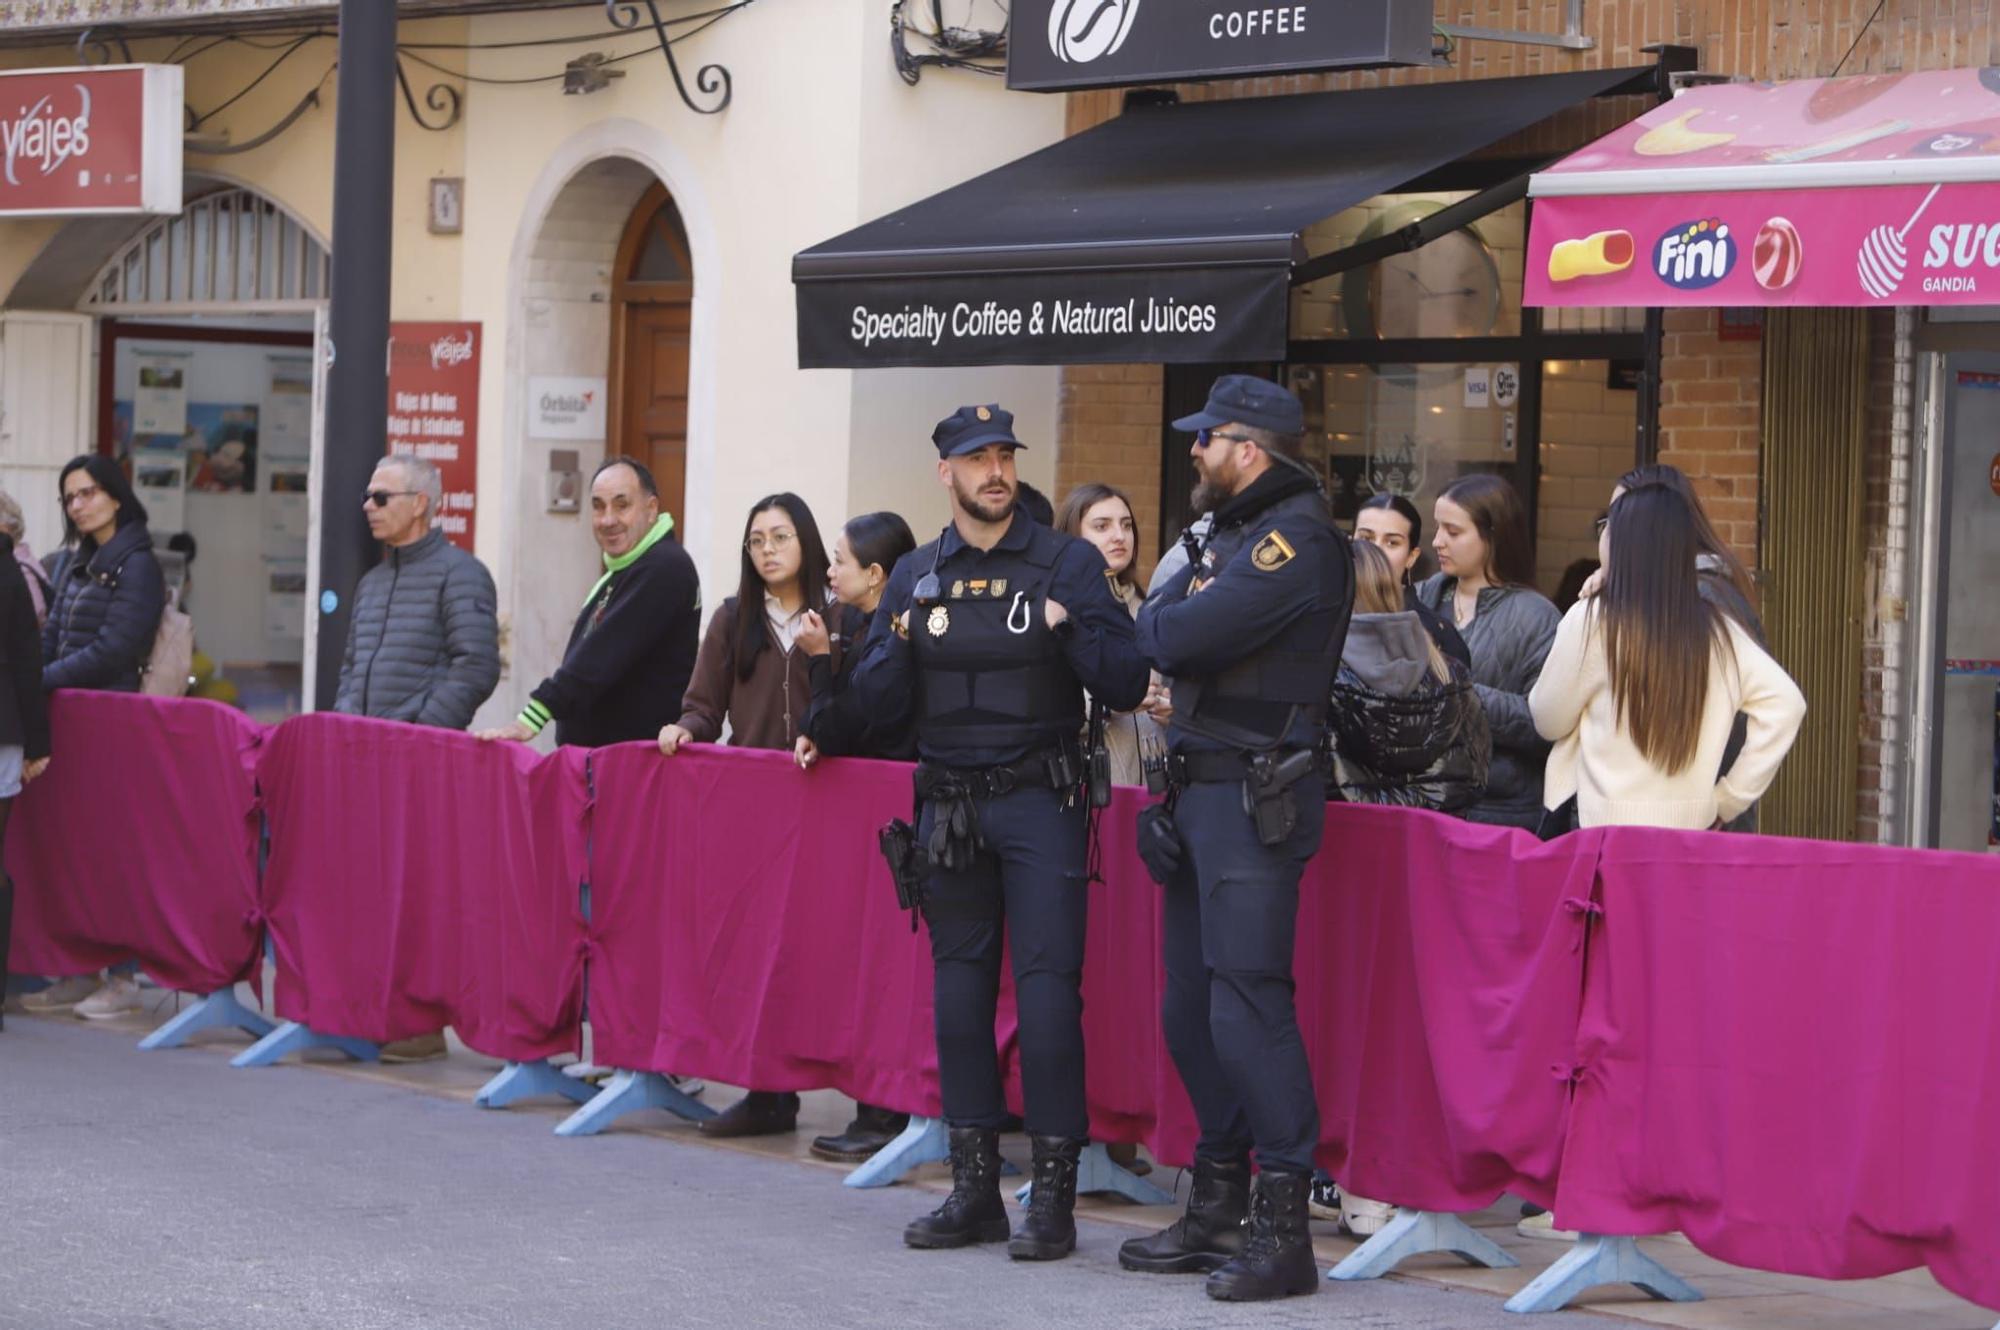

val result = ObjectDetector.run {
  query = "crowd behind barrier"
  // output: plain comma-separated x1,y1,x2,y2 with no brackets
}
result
5,693,1999,1313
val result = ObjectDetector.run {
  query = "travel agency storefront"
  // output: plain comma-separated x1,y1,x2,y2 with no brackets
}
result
0,0,1056,726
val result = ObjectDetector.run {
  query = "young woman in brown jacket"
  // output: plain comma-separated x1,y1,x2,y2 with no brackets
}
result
656,492,834,1138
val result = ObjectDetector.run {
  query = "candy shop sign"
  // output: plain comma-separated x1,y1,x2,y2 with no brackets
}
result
0,65,181,215
1527,181,2000,308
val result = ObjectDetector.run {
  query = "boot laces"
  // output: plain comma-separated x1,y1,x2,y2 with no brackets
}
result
1236,1185,1279,1264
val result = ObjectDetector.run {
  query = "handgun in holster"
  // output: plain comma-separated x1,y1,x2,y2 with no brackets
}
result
1084,702,1113,810
1243,748,1318,847
877,818,929,931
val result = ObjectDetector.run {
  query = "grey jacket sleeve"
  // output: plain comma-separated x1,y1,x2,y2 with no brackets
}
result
1474,596,1560,750
333,585,362,714
415,554,501,730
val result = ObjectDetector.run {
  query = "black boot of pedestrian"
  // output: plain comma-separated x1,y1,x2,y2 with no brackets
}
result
1118,1154,1250,1273
1008,1135,1084,1261
810,1102,910,1162
1205,1170,1319,1302
903,1127,1010,1249
698,1089,799,1138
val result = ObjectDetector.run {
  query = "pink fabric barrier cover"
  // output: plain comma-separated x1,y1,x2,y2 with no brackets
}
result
257,713,588,1061
4,692,263,994
585,744,948,1114
1557,827,2000,1310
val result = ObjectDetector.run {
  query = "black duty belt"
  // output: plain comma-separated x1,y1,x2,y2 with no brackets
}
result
915,747,1076,802
1169,747,1316,786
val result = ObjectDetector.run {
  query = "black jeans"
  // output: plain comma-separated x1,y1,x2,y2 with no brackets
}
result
1160,773,1324,1175
919,783,1088,1140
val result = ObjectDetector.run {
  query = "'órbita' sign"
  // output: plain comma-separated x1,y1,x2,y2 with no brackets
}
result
0,65,182,215
1008,0,1432,92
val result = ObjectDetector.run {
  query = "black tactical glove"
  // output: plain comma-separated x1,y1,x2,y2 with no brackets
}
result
1135,803,1184,887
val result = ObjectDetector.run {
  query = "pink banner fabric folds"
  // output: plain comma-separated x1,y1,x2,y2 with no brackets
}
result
5,692,263,994
1558,827,2000,1310
257,713,587,1061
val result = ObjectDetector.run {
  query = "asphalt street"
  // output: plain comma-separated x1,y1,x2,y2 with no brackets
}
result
0,1015,1622,1330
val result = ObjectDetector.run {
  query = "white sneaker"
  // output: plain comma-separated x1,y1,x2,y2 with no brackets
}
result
1516,1210,1580,1241
75,976,143,1020
21,975,103,1012
1341,1192,1396,1237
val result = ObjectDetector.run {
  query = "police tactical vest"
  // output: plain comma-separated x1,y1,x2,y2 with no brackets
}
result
1172,489,1349,752
910,524,1083,758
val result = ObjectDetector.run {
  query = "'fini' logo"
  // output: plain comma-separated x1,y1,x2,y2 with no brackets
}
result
1654,218,1735,290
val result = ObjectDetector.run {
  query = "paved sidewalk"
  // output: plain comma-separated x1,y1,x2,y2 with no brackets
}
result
0,1012,1604,1330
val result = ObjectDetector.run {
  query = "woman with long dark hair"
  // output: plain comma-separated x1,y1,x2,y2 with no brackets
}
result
657,492,833,1139
1414,474,1560,828
791,510,917,1164
1529,482,1804,831
1353,493,1468,669
1054,483,1169,786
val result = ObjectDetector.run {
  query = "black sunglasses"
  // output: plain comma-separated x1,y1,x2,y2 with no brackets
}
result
364,489,419,508
1196,428,1256,448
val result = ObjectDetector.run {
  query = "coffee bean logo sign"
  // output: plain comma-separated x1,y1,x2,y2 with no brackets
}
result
1048,0,1142,64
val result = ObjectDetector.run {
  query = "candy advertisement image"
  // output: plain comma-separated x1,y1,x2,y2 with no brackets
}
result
1547,229,1634,282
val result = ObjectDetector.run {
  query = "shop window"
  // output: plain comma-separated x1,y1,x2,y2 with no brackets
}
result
1535,360,1640,603
85,188,328,311
1291,194,1526,341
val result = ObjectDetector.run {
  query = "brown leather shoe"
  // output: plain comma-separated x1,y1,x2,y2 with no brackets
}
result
698,1090,799,1138
379,1031,448,1064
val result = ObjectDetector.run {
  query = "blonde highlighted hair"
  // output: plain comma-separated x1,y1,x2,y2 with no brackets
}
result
1352,539,1448,683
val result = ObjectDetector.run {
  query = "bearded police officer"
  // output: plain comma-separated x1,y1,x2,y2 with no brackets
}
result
1125,376,1353,1302
847,404,1150,1261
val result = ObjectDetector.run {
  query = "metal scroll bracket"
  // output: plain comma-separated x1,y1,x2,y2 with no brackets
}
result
607,0,733,115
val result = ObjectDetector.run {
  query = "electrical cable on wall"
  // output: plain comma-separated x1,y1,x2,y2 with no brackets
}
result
891,0,1007,86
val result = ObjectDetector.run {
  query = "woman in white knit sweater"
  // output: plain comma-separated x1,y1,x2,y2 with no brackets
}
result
1529,482,1805,831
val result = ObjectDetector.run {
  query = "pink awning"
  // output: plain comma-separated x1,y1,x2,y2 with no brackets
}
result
1526,68,2000,308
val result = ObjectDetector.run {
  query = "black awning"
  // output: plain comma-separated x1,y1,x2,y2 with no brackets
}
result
795,66,1655,369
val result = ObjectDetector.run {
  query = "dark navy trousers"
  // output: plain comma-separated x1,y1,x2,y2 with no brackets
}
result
1160,772,1324,1175
919,784,1089,1140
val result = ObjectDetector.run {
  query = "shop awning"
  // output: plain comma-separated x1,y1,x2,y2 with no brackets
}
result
795,66,1655,368
1527,67,2000,309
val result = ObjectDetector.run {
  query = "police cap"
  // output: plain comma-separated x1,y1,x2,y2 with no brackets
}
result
932,404,1025,458
1172,374,1304,437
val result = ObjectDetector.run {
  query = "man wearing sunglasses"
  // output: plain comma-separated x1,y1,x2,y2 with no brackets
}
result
1127,375,1354,1302
334,456,500,734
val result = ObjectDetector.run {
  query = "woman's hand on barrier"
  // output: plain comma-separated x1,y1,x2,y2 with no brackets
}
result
795,735,820,771
658,723,693,757
478,721,535,744
796,610,831,658
21,756,49,785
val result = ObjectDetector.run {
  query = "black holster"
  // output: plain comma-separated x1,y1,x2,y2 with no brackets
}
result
1242,748,1318,848
878,819,929,930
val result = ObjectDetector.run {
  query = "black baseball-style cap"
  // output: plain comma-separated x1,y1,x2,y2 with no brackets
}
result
1172,374,1304,436
932,404,1025,458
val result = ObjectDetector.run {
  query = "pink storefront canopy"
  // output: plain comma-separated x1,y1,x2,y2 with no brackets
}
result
1526,67,2000,308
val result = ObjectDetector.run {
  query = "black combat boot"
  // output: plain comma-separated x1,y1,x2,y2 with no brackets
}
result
1118,1154,1250,1273
1008,1135,1084,1261
1205,1170,1319,1301
903,1127,1010,1249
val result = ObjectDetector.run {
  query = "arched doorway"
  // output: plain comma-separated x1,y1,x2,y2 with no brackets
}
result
609,183,692,525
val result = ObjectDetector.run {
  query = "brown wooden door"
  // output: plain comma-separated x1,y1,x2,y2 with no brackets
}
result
620,299,690,524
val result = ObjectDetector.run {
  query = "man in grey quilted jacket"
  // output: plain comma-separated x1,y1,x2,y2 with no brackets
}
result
333,455,499,732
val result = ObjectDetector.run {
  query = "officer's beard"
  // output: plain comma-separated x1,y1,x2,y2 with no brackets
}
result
951,474,1017,525
1189,457,1237,514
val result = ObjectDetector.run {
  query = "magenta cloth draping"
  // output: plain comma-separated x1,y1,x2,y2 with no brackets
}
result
585,744,948,1113
1556,827,2000,1309
4,692,263,994
257,713,587,1060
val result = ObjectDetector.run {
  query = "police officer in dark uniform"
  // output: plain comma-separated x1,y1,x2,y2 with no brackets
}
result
847,404,1150,1261
1123,375,1353,1302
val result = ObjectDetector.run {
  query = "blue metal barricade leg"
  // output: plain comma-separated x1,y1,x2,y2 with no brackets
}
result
475,1058,598,1109
230,1020,380,1067
551,1069,715,1136
1503,1234,1702,1314
1330,1208,1520,1281
1014,1142,1174,1207
137,987,276,1051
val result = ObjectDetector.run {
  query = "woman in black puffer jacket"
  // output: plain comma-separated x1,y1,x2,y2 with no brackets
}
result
1329,540,1490,813
43,455,163,694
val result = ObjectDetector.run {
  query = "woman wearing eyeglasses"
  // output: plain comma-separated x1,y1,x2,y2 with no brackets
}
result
657,491,834,1139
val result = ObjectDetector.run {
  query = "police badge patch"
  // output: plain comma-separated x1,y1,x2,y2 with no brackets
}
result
1251,530,1296,572
927,605,951,637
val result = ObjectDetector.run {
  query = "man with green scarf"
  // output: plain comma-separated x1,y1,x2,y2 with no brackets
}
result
480,456,700,748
